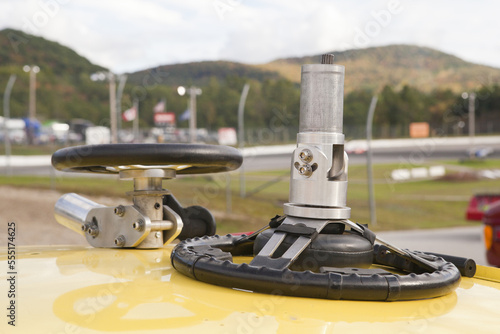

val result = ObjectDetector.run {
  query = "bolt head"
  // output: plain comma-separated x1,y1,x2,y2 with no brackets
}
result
298,164,313,177
114,205,125,217
299,149,313,163
114,235,126,247
88,226,99,237
155,232,162,238
132,219,144,231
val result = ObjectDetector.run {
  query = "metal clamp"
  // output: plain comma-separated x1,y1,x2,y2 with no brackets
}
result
250,216,330,270
54,168,183,248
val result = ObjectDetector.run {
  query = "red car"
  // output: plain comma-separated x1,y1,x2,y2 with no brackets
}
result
466,194,500,221
484,201,500,266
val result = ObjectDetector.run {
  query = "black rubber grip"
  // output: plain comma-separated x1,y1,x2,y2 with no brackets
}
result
171,234,461,301
52,143,243,174
423,252,476,278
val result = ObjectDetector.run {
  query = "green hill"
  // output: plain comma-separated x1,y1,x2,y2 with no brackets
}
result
130,44,500,94
0,28,108,123
0,28,105,76
128,60,281,87
254,44,500,93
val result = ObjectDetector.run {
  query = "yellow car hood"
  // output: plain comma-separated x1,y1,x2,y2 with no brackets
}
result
1,245,500,333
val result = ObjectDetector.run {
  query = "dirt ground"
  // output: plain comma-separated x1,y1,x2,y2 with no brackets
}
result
0,186,126,246
0,185,258,247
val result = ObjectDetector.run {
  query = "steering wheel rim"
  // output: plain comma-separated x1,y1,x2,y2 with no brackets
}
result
51,143,243,174
171,234,462,301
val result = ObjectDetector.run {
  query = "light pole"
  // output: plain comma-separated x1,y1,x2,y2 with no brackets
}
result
177,86,202,143
116,74,128,140
3,74,16,176
91,71,122,144
23,65,40,121
237,83,250,197
133,98,139,142
461,92,476,140
23,65,40,145
366,96,378,227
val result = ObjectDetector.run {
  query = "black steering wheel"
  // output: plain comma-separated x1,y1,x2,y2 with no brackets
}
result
51,143,243,174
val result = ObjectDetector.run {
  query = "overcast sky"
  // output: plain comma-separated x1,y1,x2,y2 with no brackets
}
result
1,0,499,73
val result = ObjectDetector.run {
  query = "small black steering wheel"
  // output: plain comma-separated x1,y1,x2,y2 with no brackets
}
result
51,143,243,174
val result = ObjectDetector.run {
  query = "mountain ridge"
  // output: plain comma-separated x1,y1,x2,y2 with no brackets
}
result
127,43,500,94
3,27,497,95
251,44,500,93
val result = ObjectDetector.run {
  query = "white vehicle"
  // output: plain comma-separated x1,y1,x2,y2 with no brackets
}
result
85,126,111,145
0,117,27,144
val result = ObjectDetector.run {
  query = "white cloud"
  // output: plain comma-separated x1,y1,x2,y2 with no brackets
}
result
0,0,499,72
217,1,353,63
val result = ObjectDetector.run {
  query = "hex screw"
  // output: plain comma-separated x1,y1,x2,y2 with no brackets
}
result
132,219,145,231
299,149,313,163
114,235,126,247
114,205,125,217
81,223,90,232
298,164,313,177
88,226,99,237
154,202,161,210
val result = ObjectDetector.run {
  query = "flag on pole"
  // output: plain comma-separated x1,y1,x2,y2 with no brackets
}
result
122,106,137,122
153,101,165,113
179,109,190,121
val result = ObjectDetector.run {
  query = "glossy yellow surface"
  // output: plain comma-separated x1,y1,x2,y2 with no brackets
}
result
1,245,500,333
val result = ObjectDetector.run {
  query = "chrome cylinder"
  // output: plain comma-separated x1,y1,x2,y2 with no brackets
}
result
299,64,344,133
54,193,104,235
285,55,350,220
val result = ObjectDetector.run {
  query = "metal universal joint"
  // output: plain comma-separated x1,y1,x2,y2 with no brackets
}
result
122,168,177,248
284,54,351,220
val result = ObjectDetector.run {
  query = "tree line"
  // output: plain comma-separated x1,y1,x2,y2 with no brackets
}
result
2,67,500,139
121,73,500,139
